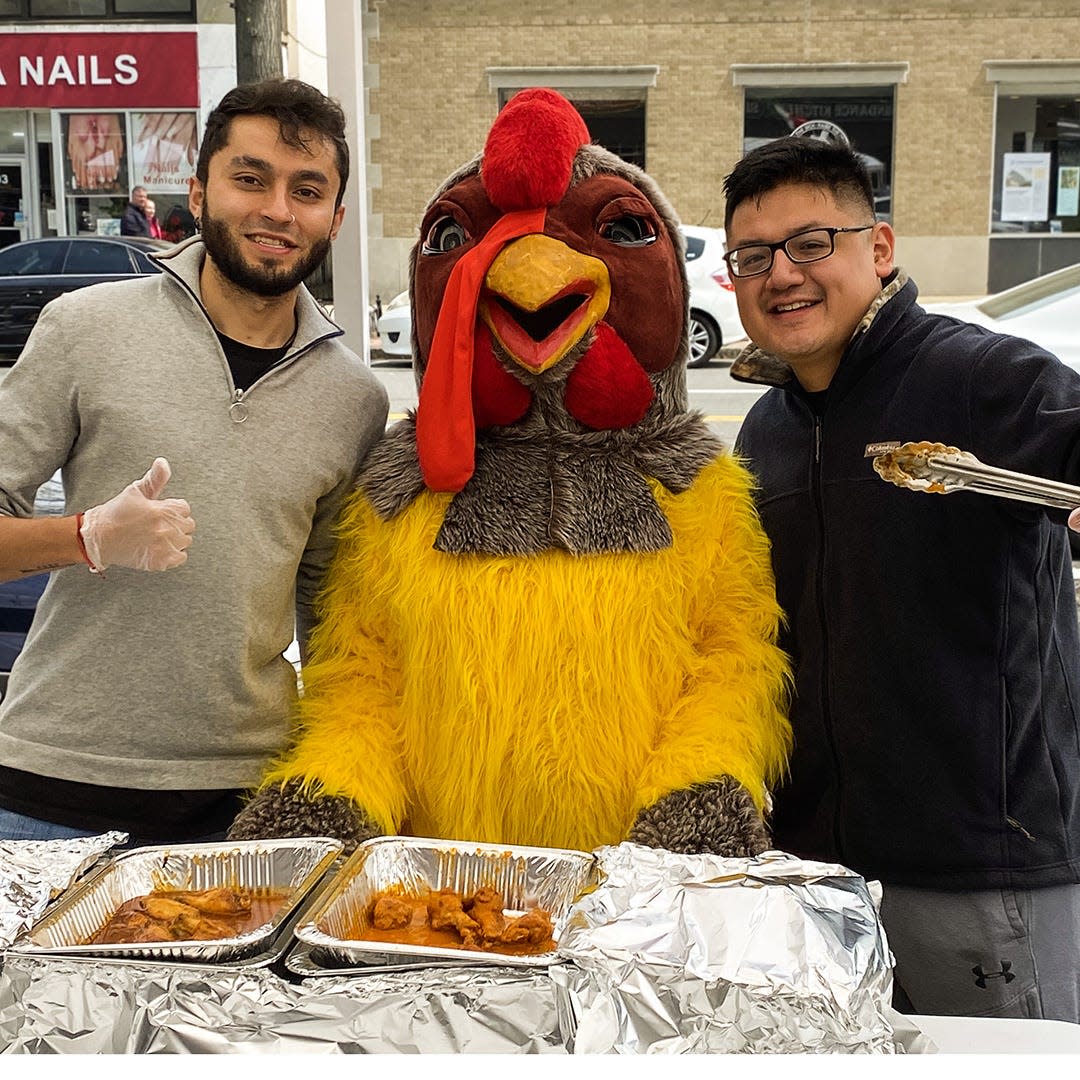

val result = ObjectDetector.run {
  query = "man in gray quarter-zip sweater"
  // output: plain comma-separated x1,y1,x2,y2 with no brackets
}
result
0,79,388,845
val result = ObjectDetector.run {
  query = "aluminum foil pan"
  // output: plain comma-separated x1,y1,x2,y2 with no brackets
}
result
0,832,126,949
10,836,342,963
283,937,473,978
295,835,600,968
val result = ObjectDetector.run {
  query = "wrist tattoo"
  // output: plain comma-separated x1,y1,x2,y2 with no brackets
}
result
18,562,68,575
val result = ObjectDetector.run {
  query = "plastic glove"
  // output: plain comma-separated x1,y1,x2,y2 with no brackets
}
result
79,457,195,572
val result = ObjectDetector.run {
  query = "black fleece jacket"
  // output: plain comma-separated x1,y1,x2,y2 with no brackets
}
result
734,272,1080,889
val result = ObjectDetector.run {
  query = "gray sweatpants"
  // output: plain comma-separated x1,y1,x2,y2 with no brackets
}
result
879,882,1080,1023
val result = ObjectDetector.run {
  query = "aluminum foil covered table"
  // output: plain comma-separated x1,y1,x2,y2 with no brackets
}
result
0,837,909,1054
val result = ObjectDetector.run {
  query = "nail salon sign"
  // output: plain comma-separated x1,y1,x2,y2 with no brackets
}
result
0,32,198,108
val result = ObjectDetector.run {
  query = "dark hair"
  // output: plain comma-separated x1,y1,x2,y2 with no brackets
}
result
196,78,350,207
723,137,875,230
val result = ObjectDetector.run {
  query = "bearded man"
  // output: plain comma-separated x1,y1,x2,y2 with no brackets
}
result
0,78,388,846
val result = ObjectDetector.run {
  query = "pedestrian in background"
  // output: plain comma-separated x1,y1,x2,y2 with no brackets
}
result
724,135,1080,1023
144,197,164,239
0,77,388,847
120,185,150,236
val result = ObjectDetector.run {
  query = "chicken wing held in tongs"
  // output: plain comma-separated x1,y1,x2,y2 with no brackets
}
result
870,440,1080,511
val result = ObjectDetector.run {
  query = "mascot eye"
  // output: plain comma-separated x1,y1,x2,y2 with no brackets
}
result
600,215,658,247
422,216,470,255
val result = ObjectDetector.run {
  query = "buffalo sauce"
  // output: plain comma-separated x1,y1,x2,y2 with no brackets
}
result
86,886,291,945
345,886,556,956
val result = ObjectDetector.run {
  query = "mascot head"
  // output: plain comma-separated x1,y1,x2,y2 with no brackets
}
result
411,89,692,492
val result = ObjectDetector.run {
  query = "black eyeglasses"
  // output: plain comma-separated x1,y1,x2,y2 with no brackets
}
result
724,225,876,278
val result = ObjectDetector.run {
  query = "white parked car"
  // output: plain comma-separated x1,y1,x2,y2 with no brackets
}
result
374,225,747,367
923,263,1080,370
375,289,413,357
681,224,746,366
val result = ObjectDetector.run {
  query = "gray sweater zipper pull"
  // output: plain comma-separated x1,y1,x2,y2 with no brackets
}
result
229,388,249,424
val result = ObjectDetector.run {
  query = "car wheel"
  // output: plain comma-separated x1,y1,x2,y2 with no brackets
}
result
687,311,720,367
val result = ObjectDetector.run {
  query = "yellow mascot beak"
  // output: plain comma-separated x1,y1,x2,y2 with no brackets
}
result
480,234,611,374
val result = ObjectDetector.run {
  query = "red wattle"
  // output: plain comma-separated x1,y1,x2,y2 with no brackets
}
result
564,323,655,430
472,322,533,428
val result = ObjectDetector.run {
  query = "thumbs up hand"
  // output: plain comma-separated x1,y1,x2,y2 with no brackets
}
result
80,457,196,572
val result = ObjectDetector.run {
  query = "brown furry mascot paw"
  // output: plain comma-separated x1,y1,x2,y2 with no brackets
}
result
227,779,382,854
628,778,772,857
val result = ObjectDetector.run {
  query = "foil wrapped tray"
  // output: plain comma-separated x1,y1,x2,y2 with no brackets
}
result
294,835,600,969
9,836,342,963
553,843,897,1053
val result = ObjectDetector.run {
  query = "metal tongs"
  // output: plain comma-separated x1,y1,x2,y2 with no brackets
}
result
869,440,1080,511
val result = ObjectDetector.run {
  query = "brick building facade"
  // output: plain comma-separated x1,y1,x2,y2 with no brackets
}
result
361,0,1080,302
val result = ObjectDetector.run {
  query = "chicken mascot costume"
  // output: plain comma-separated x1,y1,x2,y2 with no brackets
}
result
230,89,791,857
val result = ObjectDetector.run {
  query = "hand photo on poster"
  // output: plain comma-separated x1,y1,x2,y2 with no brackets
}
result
62,112,126,195
131,112,198,194
1057,166,1079,218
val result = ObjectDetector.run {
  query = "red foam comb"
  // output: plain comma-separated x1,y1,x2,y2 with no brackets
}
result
482,88,590,212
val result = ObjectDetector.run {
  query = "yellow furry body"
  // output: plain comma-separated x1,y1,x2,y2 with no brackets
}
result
262,454,791,851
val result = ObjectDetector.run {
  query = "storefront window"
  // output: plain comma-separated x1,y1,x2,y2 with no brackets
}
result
0,113,26,155
114,0,193,11
498,87,647,169
743,86,895,222
29,1,107,15
58,109,197,234
572,98,646,169
992,95,1080,234
11,0,193,16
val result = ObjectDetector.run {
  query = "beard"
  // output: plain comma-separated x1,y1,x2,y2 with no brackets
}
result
198,200,332,298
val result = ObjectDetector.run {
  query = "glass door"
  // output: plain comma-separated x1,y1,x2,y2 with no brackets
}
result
0,160,28,251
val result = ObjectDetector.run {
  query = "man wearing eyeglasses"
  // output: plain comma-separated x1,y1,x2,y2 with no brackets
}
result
725,136,1080,1024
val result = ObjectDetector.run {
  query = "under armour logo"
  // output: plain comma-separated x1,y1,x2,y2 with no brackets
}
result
972,961,1016,989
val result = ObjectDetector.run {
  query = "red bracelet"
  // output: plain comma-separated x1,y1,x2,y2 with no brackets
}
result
74,511,101,575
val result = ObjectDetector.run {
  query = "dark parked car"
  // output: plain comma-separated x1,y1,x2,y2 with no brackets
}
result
0,236,171,359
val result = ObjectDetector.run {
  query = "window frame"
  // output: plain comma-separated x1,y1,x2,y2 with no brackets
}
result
0,0,194,21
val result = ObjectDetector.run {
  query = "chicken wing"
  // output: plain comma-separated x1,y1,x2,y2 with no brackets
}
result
428,887,482,947
464,886,507,942
373,894,418,930
500,907,554,945
169,886,252,916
